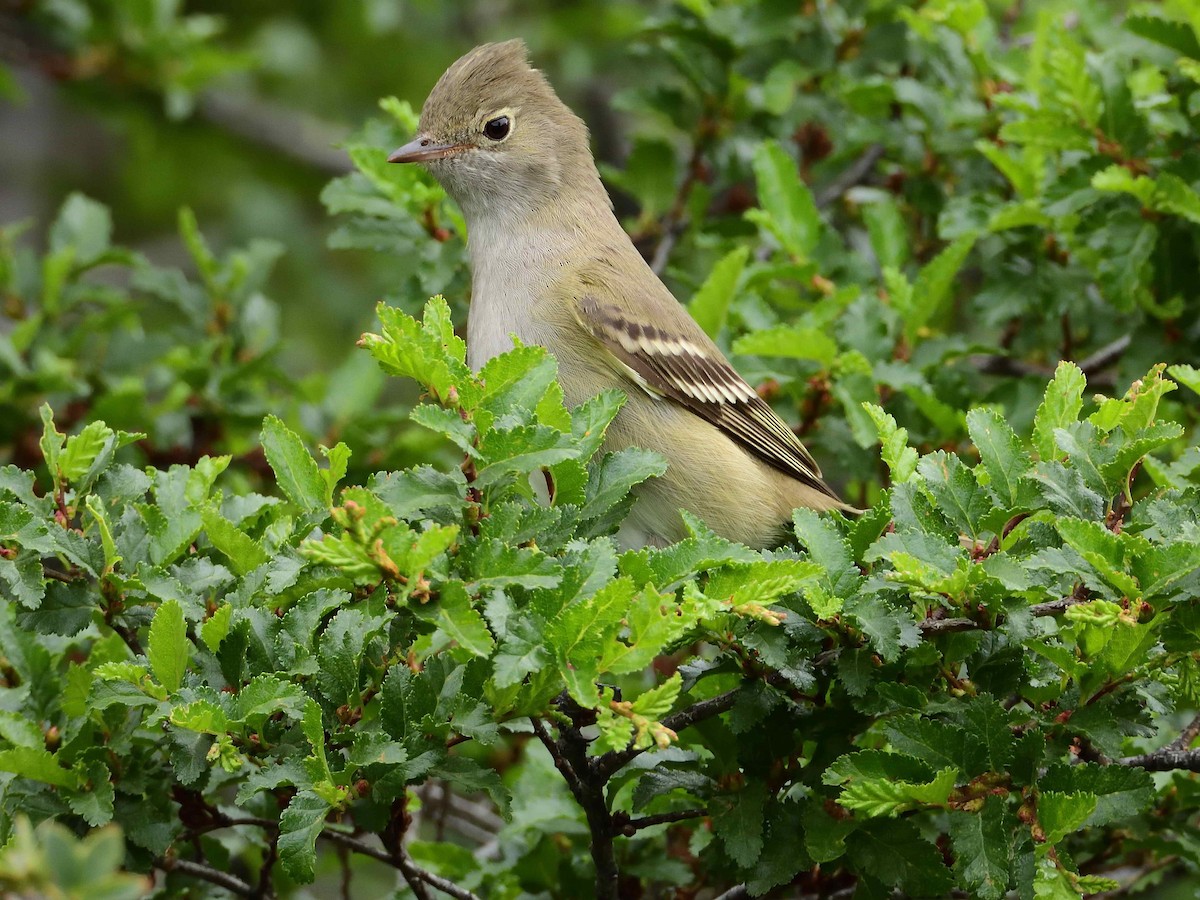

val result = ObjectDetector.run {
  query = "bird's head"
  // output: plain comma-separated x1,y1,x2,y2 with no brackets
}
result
388,40,599,222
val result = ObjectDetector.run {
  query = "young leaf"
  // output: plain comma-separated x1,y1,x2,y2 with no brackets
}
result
261,415,327,513
689,245,749,337
1033,362,1086,461
148,599,189,693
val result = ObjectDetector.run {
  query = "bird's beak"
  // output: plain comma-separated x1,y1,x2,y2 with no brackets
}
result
387,135,465,164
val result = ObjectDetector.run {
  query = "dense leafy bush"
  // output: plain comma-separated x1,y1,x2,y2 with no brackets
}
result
3,2,1200,898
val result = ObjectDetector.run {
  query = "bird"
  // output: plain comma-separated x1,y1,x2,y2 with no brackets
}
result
388,39,851,549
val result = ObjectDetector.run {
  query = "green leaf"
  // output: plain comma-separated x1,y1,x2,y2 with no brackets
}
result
948,803,1012,900
1056,518,1141,599
38,405,64,492
261,415,327,513
278,791,333,884
359,297,471,404
1033,362,1086,461
863,403,919,484
548,577,638,707
0,746,80,788
863,195,909,269
689,245,749,337
1038,791,1097,844
967,408,1031,508
437,581,495,658
733,323,839,367
712,781,767,867
840,766,958,817
200,604,232,652
918,451,990,539
846,819,954,895
906,233,976,340
201,507,269,575
749,140,822,258
148,599,189,693
59,421,115,483
1126,13,1200,59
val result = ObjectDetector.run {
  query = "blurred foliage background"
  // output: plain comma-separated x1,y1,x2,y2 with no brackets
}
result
0,0,653,363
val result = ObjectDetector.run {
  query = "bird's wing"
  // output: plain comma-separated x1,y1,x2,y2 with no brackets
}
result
575,294,839,501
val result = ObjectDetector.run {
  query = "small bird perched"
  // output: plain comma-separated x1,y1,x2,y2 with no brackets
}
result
389,39,850,549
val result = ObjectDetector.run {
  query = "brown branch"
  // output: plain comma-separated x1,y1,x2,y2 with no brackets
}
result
534,713,620,900
381,795,433,900
613,808,706,836
1077,335,1131,376
649,116,717,276
155,856,254,897
916,592,1089,637
1117,748,1200,772
319,830,482,900
814,144,885,209
1166,713,1200,752
595,687,742,780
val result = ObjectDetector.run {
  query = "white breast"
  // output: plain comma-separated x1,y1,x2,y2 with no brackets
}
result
465,216,567,371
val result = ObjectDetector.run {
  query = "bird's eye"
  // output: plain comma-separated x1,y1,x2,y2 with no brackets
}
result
483,115,511,141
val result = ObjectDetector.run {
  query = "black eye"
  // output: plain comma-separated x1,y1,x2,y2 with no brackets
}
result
483,116,511,141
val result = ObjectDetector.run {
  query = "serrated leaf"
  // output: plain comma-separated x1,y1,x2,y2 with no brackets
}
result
712,780,767,867
437,581,495,658
918,451,990,539
863,403,918,484
0,746,80,788
948,803,1012,900
733,323,839,367
59,421,115,482
261,415,326,513
1038,791,1096,844
201,507,269,575
839,766,958,817
148,599,189,693
278,791,332,884
967,408,1031,508
1033,363,1087,462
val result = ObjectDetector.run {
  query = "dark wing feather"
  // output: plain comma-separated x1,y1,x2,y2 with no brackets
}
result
576,296,839,501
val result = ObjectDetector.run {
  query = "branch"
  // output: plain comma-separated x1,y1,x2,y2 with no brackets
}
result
1077,335,1132,376
595,687,741,780
916,592,1090,637
814,144,885,209
155,856,254,897
1167,713,1200,752
713,885,749,900
535,712,621,900
1118,748,1200,773
613,808,706,836
649,117,717,276
381,796,433,900
319,828,483,900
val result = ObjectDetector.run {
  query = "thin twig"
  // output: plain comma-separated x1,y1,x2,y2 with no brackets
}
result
1077,335,1132,375
155,857,254,897
650,118,716,276
916,592,1089,636
713,885,750,900
318,829,391,865
814,144,885,209
1166,713,1200,752
595,687,741,780
614,808,706,836
1117,748,1200,772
